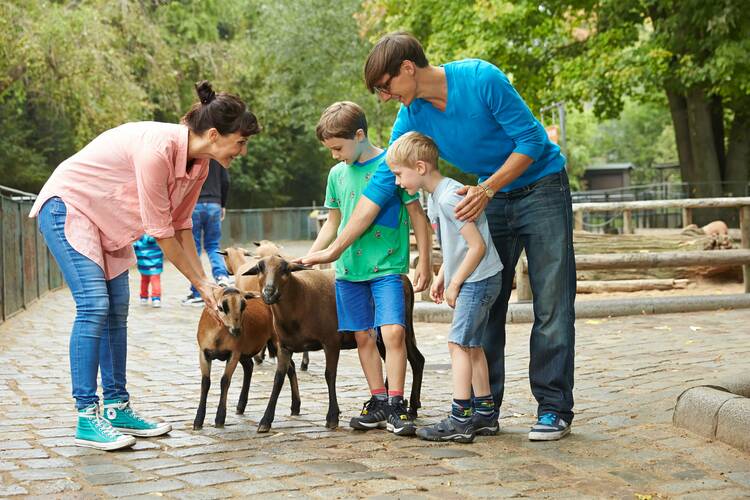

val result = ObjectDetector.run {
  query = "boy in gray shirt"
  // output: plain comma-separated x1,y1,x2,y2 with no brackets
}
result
387,132,503,443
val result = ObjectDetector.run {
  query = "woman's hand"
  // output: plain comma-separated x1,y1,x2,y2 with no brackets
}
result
430,275,445,304
454,185,490,222
445,282,461,309
196,280,222,322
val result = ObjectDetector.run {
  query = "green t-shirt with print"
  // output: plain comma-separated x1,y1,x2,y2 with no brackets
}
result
324,151,418,282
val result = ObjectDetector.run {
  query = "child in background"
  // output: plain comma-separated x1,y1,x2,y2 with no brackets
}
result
133,234,164,308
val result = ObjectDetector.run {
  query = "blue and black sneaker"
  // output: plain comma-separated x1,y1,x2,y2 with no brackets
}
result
528,412,571,441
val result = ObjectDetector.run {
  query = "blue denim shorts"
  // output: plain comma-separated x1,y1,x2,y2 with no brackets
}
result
335,274,405,333
449,272,502,347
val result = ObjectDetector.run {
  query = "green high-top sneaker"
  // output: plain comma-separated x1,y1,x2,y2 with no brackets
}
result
102,399,172,437
75,404,136,451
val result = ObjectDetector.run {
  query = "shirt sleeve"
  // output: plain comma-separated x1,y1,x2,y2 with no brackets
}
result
439,190,467,232
478,62,546,161
133,147,176,239
324,169,339,209
362,160,399,207
399,187,420,205
171,165,208,231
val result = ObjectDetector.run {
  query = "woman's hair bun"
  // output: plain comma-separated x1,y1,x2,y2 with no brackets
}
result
195,80,216,105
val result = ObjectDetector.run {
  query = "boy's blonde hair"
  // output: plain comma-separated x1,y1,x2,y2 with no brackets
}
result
316,101,368,141
386,131,439,169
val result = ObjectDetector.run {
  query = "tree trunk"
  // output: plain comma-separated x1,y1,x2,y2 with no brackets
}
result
710,95,726,180
666,89,695,191
685,87,724,224
725,111,750,198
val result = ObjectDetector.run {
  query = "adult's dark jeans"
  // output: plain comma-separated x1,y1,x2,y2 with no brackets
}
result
482,170,576,423
190,202,228,296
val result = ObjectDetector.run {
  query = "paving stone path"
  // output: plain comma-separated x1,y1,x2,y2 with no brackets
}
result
1,255,749,498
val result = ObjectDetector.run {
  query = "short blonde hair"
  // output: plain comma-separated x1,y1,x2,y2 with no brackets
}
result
386,131,439,169
316,101,368,141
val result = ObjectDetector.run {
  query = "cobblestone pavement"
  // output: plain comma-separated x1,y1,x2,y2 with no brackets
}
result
1,252,749,498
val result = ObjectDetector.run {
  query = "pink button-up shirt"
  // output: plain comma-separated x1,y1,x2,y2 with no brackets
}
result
30,122,209,280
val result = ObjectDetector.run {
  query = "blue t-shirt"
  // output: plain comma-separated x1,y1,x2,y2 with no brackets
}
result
364,58,566,207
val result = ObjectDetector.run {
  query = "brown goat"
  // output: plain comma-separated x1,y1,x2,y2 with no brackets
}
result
243,255,424,433
220,243,310,371
193,287,301,430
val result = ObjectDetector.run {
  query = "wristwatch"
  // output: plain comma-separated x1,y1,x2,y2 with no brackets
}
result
478,183,495,199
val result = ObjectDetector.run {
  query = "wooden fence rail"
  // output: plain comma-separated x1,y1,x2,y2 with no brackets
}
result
518,197,750,301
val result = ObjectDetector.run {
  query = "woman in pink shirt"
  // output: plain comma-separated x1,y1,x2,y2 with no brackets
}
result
30,81,259,451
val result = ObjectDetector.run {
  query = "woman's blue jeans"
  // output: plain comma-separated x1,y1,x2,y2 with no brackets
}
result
38,197,129,409
483,171,576,423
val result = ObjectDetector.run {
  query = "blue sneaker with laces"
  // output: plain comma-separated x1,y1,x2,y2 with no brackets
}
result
75,404,136,451
528,412,570,441
103,400,172,437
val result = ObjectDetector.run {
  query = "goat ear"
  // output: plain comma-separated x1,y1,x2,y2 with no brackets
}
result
242,265,260,276
244,292,257,300
217,250,228,256
288,262,312,273
253,241,261,247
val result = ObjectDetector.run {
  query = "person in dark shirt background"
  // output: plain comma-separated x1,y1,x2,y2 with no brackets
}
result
182,159,231,306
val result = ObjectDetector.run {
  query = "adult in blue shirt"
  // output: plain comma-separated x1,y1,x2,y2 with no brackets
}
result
302,32,575,441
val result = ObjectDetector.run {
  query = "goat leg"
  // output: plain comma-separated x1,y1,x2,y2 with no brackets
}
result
216,353,240,428
300,351,309,371
323,343,341,429
286,358,301,415
258,346,292,433
253,346,265,365
236,354,254,415
193,352,212,430
404,326,425,418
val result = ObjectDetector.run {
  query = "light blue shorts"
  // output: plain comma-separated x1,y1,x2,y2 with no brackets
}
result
334,274,406,333
449,272,502,347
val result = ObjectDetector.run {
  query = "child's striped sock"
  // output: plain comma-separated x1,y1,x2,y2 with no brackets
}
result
473,394,496,417
451,399,473,423
371,387,387,402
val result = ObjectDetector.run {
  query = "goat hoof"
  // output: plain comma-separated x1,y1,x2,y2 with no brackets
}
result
300,363,309,372
236,408,245,415
257,423,271,433
193,423,203,431
325,420,339,430
214,422,224,429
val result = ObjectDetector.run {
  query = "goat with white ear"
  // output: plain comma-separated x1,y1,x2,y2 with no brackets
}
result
193,286,301,430
243,255,424,433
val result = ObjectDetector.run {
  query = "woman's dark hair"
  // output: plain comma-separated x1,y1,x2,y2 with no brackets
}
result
182,81,260,137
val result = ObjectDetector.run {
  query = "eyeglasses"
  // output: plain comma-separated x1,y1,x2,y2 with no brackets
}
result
373,74,395,95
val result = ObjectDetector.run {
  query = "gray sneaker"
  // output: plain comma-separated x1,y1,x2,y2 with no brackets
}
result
417,416,475,443
472,409,500,436
528,412,571,441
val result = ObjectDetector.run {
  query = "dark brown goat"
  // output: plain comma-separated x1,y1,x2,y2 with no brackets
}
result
219,244,310,371
243,255,424,432
193,287,301,430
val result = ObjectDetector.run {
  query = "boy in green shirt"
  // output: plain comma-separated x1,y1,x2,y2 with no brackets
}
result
305,101,431,436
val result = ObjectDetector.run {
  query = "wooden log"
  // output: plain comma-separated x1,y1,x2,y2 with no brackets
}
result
682,207,693,227
741,206,750,293
576,278,690,294
522,249,750,272
573,197,750,213
574,211,583,231
623,210,633,234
